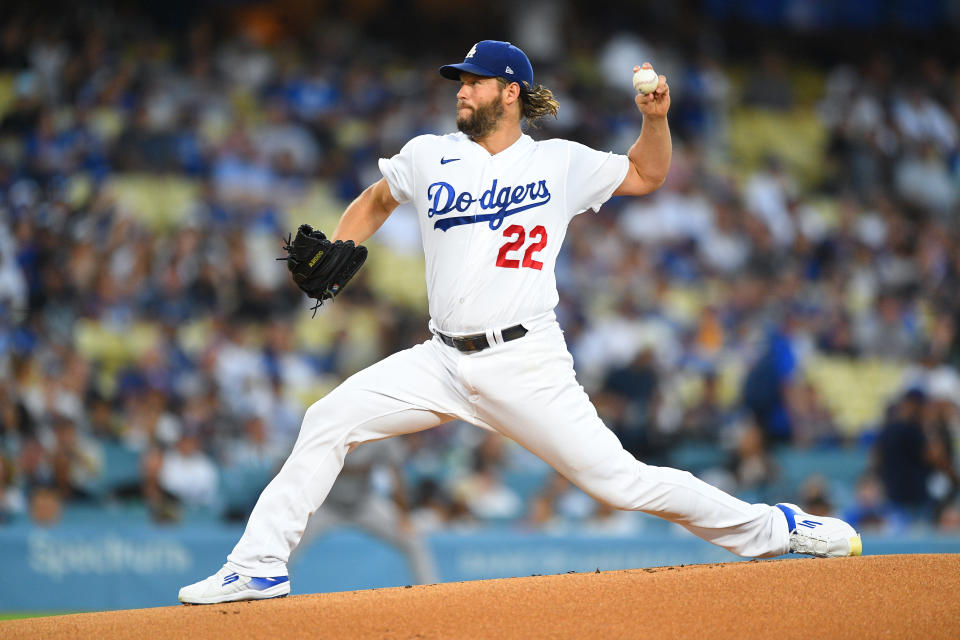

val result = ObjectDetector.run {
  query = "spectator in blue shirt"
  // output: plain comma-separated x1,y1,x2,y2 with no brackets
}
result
876,389,933,517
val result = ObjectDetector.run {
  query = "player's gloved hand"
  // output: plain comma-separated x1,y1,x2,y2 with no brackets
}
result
279,224,368,313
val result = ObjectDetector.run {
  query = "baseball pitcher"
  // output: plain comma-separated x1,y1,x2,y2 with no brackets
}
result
179,40,861,604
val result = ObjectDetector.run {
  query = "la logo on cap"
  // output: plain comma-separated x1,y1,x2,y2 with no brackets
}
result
466,44,477,59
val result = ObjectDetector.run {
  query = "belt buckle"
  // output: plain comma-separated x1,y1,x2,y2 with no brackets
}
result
455,336,481,352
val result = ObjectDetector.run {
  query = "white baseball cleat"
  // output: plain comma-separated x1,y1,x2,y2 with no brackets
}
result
178,566,290,605
776,503,863,558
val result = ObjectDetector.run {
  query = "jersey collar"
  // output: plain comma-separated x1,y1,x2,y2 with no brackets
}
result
460,132,533,163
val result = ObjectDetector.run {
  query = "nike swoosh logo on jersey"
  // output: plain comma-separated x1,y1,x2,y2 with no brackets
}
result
440,157,460,164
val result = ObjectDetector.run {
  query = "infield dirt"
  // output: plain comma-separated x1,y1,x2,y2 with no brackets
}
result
3,553,958,639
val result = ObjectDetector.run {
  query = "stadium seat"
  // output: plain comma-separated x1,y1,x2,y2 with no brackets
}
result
776,447,868,487
88,442,143,499
502,468,553,503
669,443,726,474
772,447,870,506
219,465,274,515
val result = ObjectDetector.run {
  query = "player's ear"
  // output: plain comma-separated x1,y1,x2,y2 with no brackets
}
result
503,81,521,105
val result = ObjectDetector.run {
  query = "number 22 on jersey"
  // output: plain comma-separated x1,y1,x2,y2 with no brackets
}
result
495,224,547,270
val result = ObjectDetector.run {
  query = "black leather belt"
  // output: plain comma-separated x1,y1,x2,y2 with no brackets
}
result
436,324,528,353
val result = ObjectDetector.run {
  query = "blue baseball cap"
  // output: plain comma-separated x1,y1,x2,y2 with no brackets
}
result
439,40,534,89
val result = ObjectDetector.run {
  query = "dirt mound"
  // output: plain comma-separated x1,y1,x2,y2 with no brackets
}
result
4,554,958,639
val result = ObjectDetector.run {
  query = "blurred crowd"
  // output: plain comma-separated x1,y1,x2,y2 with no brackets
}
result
0,6,958,539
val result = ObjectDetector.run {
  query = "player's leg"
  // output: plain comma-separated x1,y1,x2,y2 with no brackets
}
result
350,496,439,584
468,324,855,558
225,339,465,577
179,339,468,603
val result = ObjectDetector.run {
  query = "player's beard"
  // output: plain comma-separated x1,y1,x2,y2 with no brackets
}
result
457,95,505,139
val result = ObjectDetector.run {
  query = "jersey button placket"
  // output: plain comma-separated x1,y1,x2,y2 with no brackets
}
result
454,351,481,413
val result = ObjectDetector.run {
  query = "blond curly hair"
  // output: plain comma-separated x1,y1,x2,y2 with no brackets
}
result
497,77,559,127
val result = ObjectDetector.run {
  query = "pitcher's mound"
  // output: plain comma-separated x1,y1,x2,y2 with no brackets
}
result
4,554,959,639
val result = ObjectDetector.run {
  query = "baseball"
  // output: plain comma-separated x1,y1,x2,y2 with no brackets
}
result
633,67,659,94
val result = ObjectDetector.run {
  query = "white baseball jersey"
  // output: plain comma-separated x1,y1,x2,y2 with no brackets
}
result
378,132,629,334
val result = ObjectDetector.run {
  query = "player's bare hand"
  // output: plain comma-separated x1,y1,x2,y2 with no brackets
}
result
634,63,670,119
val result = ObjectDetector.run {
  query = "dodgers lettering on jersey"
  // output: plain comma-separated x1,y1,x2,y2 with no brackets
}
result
379,132,628,334
427,178,551,231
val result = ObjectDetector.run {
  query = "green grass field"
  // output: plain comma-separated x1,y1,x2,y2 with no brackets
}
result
0,611,74,620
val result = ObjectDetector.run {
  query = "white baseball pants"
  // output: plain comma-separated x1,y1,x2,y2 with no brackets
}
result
226,316,790,577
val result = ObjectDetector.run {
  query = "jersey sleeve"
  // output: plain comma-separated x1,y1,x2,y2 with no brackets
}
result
378,136,421,204
564,141,630,217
